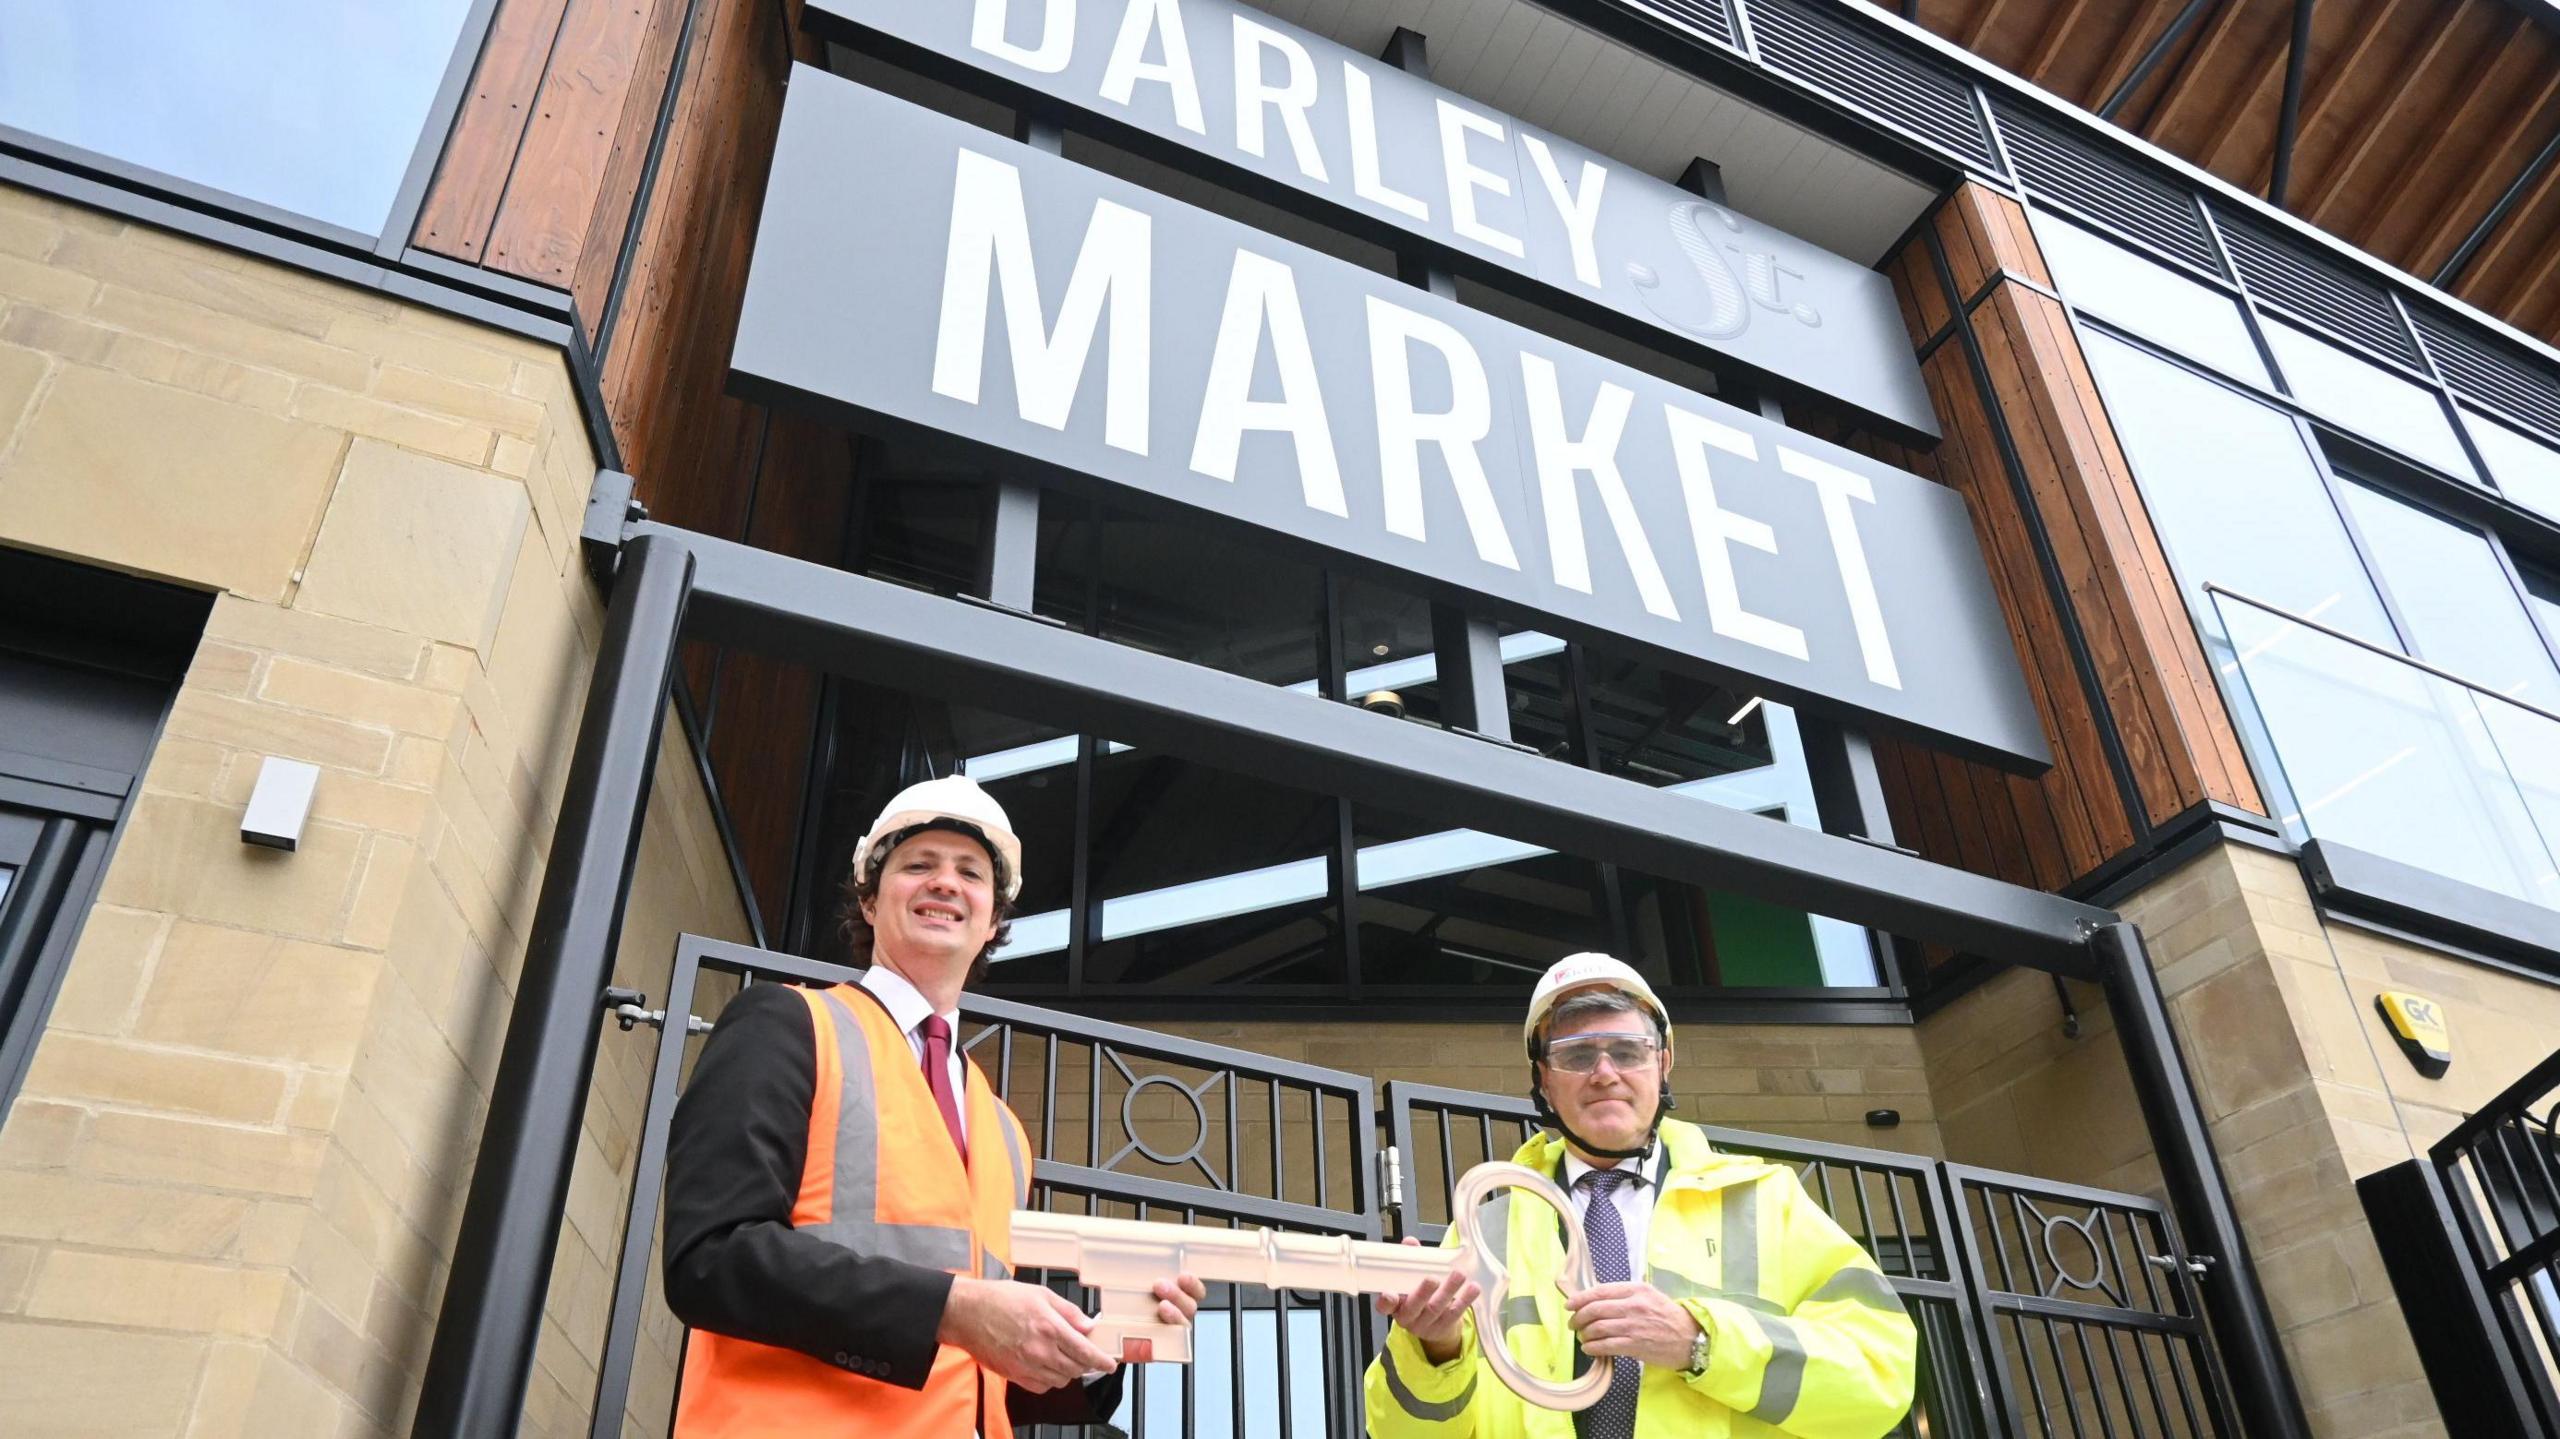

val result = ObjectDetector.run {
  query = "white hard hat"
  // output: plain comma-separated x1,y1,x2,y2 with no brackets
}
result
1522,952,1671,1055
853,775,1023,903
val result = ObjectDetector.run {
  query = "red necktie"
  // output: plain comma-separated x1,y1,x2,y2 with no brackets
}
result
918,1014,966,1158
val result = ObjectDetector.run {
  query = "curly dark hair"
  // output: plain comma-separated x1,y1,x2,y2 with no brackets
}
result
834,824,1016,986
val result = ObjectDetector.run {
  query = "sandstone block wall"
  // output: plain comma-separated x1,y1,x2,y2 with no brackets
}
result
0,184,749,1439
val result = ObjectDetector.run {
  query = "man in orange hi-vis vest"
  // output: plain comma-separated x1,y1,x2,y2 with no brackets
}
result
664,775,1205,1436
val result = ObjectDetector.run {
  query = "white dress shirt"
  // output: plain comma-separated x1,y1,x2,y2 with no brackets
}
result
859,964,967,1143
1562,1144,1661,1282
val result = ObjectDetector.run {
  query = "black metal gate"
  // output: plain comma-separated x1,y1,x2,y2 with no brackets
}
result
590,935,2240,1438
2361,1046,2560,1438
1385,1084,2237,1439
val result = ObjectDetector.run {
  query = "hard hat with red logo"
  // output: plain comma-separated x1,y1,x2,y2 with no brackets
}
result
1522,952,1676,1160
853,774,1024,903
1522,952,1673,1057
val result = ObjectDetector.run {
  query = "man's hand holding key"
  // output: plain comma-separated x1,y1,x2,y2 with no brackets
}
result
1012,1161,1614,1412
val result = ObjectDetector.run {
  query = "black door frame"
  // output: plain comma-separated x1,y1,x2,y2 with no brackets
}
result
409,504,2313,1439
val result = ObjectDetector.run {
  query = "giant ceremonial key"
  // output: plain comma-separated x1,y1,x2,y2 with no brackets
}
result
1010,1161,1613,1412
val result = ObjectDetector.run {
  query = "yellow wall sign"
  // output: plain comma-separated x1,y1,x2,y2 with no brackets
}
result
2375,991,2452,1079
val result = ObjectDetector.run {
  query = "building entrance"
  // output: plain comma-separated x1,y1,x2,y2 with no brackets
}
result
584,934,2240,1438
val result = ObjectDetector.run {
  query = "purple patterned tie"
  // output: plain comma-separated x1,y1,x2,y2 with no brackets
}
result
1577,1168,1641,1439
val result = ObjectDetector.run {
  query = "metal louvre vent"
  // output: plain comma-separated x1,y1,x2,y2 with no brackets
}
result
1991,103,2219,275
2215,212,2420,368
1621,0,1736,49
2419,311,2560,441
1743,0,1996,171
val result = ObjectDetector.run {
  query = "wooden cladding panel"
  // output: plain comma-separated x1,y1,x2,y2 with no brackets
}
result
414,0,570,262
595,0,849,923
1933,187,2051,299
598,0,794,532
1910,343,2115,887
571,0,690,339
415,0,713,305
1950,188,2257,822
485,0,665,285
1873,185,2264,894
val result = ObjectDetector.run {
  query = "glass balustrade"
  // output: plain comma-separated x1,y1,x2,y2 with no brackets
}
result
2210,588,2560,914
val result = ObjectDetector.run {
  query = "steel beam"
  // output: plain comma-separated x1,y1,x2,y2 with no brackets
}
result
411,535,694,1439
2269,0,2315,210
2435,122,2560,289
1430,605,1511,742
2100,0,2220,122
2093,922,2311,1439
641,523,2110,972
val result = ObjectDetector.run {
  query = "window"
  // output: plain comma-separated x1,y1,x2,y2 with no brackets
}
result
2466,408,2560,523
0,0,480,237
2336,480,2560,707
2260,319,2477,481
2029,212,2269,386
0,551,209,1122
2081,331,2393,643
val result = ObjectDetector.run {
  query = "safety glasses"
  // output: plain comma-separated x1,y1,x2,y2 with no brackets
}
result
1544,1032,1661,1074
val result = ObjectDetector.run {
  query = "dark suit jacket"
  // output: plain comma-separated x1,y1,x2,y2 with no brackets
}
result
662,980,1124,1426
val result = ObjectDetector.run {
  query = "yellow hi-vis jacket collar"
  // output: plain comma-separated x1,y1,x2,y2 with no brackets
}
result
1363,1118,1918,1439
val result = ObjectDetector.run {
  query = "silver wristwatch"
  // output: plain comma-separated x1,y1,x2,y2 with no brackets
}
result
1684,1327,1712,1378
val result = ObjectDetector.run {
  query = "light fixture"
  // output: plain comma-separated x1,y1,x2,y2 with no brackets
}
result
1359,690,1406,719
240,756,320,851
1725,695,1763,726
1371,643,1391,657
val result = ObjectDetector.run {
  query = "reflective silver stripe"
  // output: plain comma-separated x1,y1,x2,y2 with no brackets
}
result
806,992,975,1272
1381,1348,1476,1421
1743,1311,1808,1424
811,994,880,1242
1807,1264,1906,1315
982,1251,1011,1280
1649,1265,1782,1314
1499,1295,1542,1330
1721,1179,1761,1299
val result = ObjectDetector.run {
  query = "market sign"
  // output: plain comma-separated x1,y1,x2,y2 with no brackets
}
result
801,0,1937,441
732,71,2047,770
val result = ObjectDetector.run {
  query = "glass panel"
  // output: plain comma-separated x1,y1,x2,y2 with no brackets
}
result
1354,803,1609,988
0,865,13,912
1039,501,1323,687
950,711,1077,986
2337,480,2560,708
2083,330,2395,643
0,1,477,234
1577,650,1872,983
1112,1296,1332,1437
2028,212,2270,386
2261,319,2477,480
1077,750,1341,988
2467,407,2560,522
861,475,984,598
2214,591,2560,909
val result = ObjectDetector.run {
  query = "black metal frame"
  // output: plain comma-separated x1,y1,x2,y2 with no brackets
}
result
1381,1079,2236,1438
2361,1046,2560,1437
581,947,2250,1439
588,933,1387,1439
408,508,2312,1437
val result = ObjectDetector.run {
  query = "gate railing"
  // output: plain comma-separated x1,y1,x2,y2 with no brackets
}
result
590,935,2241,1438
1383,1083,2233,1439
2364,1045,2560,1438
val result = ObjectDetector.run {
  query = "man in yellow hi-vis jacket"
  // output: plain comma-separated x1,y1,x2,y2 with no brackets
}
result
1365,954,1916,1439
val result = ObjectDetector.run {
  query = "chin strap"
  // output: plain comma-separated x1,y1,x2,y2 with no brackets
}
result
1527,1063,1675,1161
